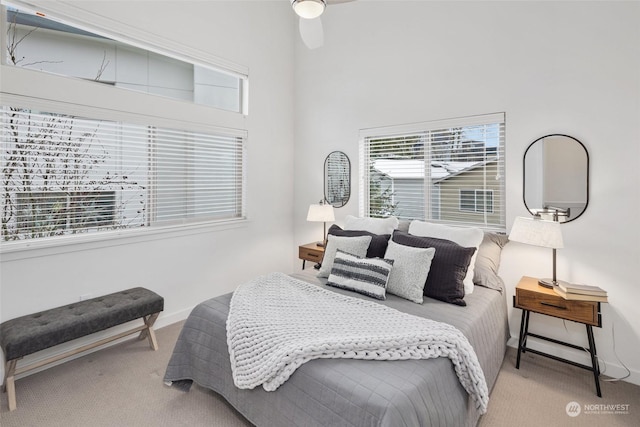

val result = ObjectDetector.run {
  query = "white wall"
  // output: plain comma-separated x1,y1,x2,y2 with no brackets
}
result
0,0,295,373
293,1,640,384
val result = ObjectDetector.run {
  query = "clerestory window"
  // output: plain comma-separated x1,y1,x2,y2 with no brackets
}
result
3,3,247,113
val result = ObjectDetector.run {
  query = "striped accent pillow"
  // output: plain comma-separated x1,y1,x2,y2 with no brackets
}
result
327,250,394,300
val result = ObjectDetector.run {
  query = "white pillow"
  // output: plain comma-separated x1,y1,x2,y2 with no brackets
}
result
383,240,436,304
408,220,483,294
344,215,399,235
317,235,372,278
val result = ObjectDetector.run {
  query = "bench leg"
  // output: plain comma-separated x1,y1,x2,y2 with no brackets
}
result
137,312,160,351
4,359,18,411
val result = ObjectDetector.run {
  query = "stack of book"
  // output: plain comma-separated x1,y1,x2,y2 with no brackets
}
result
554,282,608,302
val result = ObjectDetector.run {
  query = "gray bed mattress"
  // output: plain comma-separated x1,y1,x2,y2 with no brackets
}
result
164,271,510,427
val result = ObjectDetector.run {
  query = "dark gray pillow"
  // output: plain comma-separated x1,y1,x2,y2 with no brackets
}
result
392,230,476,306
474,232,509,292
328,224,390,258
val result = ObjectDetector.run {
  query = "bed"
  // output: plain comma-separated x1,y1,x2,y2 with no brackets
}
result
164,221,510,427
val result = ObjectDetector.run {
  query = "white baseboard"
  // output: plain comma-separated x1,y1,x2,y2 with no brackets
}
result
154,307,192,329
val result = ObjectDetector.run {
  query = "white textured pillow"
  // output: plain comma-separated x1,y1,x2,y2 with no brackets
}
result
317,235,372,278
344,215,399,235
383,240,436,304
408,220,483,294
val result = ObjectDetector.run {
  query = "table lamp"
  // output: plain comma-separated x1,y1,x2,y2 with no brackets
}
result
306,201,334,247
509,216,565,288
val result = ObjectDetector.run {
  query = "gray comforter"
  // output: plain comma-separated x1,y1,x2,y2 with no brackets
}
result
164,271,510,427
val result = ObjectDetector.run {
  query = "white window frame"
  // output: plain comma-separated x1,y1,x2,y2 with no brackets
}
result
459,189,494,214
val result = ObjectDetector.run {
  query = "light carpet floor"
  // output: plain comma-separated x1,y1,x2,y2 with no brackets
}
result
1,321,638,426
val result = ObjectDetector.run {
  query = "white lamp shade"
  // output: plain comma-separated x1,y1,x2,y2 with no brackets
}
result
292,0,326,19
509,216,564,249
307,203,335,222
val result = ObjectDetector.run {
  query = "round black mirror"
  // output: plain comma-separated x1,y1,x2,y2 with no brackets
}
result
324,151,351,208
523,134,589,223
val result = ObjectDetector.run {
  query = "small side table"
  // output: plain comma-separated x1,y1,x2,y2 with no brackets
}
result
513,276,602,397
298,242,325,269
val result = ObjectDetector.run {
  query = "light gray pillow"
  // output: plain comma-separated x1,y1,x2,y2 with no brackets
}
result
397,220,411,233
317,235,372,278
474,232,509,292
384,239,436,304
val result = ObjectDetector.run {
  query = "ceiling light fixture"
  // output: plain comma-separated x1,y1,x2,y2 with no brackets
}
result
292,0,326,20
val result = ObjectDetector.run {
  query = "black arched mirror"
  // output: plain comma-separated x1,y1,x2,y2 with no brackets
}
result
324,151,351,208
523,134,589,223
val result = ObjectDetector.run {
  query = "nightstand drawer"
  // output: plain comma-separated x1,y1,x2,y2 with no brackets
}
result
515,288,600,326
298,247,323,262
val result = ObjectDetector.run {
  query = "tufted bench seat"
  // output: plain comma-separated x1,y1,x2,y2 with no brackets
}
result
1,287,164,411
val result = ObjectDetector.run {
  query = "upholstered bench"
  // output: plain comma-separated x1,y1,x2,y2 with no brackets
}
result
0,287,164,411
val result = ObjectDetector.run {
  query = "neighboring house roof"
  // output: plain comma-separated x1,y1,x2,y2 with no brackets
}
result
373,159,428,179
373,158,496,181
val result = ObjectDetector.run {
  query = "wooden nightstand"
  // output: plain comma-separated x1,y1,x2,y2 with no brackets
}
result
514,276,602,397
298,242,325,269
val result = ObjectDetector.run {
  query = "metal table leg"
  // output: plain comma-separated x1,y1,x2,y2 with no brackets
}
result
586,324,602,397
516,310,529,369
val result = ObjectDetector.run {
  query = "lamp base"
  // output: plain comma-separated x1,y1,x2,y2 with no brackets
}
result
316,241,326,248
538,278,570,289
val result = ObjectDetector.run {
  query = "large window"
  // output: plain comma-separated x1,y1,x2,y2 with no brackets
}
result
1,108,246,241
359,113,505,230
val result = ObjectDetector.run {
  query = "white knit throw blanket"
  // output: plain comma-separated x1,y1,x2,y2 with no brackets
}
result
226,272,489,413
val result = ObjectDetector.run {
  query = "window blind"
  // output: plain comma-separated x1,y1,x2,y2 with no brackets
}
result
1,107,245,242
359,113,505,230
